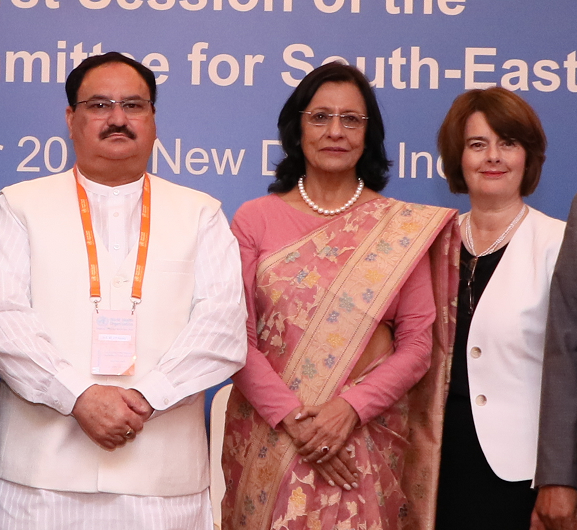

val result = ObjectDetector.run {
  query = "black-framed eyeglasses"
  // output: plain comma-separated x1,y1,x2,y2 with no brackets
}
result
74,98,154,117
300,110,369,129
462,256,478,315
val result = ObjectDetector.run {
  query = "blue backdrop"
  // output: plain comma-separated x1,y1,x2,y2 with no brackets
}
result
1,0,576,419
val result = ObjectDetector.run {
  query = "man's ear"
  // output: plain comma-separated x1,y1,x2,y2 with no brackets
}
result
65,106,75,140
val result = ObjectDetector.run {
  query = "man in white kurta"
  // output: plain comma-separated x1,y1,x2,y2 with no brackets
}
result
0,52,247,529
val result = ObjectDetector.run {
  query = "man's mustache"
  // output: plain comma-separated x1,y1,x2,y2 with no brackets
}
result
100,125,136,140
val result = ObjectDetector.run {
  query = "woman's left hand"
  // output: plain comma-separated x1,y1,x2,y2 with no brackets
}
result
294,397,360,463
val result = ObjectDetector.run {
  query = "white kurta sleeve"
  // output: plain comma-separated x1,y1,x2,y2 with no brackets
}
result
0,194,94,415
132,207,247,410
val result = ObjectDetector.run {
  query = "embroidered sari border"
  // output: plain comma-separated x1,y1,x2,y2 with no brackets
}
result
268,202,455,407
230,199,458,530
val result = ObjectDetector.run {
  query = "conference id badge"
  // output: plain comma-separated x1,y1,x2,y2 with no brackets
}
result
91,309,136,376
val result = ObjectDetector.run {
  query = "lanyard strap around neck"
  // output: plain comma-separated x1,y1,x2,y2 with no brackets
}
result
74,164,151,307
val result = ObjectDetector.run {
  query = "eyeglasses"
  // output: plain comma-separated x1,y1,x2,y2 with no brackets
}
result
300,111,369,129
462,256,478,315
74,98,154,116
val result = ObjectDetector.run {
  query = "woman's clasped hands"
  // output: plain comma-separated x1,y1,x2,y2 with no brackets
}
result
282,396,360,491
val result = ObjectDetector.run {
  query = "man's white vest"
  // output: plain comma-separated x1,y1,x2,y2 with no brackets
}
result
0,170,218,496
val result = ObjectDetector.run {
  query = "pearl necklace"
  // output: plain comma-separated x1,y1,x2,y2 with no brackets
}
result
465,204,527,257
298,176,364,216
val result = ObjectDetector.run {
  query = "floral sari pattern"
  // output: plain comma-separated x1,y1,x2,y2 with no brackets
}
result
222,198,459,530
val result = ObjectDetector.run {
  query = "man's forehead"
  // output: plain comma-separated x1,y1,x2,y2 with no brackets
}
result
79,63,150,99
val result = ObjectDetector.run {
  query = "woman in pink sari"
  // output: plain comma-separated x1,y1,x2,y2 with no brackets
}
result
221,62,460,530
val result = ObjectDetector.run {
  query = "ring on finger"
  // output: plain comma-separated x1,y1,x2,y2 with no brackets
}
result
125,428,136,440
321,445,330,454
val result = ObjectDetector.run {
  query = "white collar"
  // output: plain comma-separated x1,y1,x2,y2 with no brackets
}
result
76,170,144,197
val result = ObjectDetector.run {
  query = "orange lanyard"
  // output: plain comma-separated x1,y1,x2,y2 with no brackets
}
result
74,165,151,310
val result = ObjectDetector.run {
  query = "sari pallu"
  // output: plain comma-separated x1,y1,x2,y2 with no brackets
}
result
222,199,460,530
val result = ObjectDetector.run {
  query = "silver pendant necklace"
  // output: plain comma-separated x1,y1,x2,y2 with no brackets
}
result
465,204,527,257
298,176,364,216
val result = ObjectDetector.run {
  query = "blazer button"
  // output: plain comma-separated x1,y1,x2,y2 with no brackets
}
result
475,394,487,406
470,347,482,359
113,276,125,288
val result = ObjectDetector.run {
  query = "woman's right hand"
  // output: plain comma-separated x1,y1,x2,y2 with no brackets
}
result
281,407,359,490
311,446,359,490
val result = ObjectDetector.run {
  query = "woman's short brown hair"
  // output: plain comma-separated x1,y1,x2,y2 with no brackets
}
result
437,87,546,196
